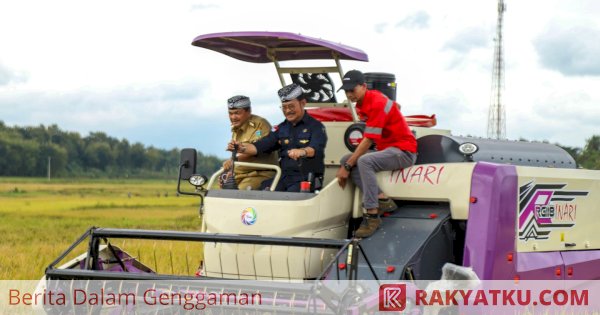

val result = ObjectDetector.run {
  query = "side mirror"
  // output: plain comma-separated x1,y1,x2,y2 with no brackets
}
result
179,148,197,180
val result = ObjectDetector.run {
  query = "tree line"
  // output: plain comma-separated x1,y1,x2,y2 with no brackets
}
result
1,121,599,178
0,121,222,178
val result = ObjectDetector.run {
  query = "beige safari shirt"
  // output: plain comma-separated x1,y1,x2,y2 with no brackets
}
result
232,114,278,177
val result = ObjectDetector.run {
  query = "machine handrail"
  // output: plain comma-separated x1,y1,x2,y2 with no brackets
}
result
207,162,282,191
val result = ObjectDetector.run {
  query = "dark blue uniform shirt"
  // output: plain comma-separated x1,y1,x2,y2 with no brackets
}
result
254,112,327,191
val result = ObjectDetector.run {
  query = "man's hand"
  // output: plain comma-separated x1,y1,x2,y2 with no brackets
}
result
287,148,307,160
222,159,233,171
226,140,242,152
336,165,349,189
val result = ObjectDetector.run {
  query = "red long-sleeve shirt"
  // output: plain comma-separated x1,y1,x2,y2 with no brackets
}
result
356,89,417,153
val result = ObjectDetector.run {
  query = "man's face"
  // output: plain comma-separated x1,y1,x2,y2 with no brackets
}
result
344,83,367,103
281,99,305,124
228,108,251,128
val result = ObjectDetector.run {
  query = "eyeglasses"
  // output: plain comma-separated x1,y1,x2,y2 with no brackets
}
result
280,103,296,111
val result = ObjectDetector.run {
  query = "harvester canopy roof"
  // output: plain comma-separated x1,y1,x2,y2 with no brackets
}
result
191,31,369,63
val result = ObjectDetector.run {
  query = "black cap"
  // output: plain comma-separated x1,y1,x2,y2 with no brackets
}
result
278,83,304,102
338,70,365,92
227,95,251,109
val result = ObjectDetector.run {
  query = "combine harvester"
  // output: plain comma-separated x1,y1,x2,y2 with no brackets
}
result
43,31,600,312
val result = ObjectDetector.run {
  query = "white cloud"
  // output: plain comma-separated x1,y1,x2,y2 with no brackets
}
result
190,3,220,11
396,11,430,30
0,62,27,86
534,22,600,76
0,0,598,156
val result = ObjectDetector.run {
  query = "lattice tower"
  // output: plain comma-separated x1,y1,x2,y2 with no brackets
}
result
487,0,507,139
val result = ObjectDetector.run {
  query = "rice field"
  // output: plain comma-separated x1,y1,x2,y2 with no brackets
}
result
0,177,203,279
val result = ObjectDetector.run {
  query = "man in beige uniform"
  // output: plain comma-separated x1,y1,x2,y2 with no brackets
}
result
222,95,277,190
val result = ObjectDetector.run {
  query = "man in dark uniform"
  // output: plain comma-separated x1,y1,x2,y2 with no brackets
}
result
227,83,327,192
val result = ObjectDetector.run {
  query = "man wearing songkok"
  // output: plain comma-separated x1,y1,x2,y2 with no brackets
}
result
227,84,327,192
222,95,277,190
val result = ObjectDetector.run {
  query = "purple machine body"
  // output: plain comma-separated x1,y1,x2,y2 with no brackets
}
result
464,162,600,280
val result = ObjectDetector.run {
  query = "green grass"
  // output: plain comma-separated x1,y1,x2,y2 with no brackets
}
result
0,177,203,279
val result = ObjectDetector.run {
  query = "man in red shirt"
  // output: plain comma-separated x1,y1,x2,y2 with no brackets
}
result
336,70,417,237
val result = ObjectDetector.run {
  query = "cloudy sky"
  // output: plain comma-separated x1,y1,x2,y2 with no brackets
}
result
1,0,599,158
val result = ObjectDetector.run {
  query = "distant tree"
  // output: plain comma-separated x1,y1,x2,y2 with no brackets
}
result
0,137,39,176
84,142,115,170
166,148,180,176
145,147,163,171
196,151,223,176
130,143,146,169
579,135,600,170
115,139,131,169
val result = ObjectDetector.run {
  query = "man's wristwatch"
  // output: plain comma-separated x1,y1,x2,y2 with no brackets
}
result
343,162,353,171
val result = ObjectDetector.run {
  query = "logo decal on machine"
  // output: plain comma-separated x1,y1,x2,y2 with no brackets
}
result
518,181,588,241
389,165,445,185
241,207,257,226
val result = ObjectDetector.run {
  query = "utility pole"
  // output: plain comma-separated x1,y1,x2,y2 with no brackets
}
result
47,127,52,181
487,0,507,139
47,156,51,181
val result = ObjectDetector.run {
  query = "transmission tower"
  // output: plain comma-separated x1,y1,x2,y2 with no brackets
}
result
487,0,506,139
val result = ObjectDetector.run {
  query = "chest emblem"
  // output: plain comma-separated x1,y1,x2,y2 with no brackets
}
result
299,139,309,144
284,139,290,145
303,129,308,133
